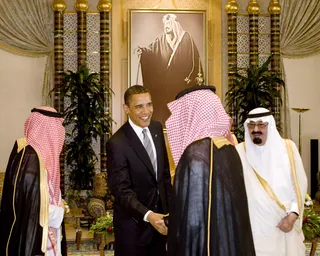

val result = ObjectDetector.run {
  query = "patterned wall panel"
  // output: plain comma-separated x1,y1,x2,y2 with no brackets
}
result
236,15,271,68
237,16,249,33
87,32,100,53
87,13,100,31
64,54,78,72
87,53,101,73
237,34,249,53
237,54,250,69
258,34,271,54
259,55,269,66
64,33,77,52
258,16,271,34
64,13,77,30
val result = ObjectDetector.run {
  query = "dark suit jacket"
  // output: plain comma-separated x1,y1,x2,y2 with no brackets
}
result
106,120,172,247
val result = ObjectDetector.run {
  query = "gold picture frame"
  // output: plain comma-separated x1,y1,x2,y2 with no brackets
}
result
128,9,208,125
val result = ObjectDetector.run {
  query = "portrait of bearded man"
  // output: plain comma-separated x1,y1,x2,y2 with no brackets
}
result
130,11,205,125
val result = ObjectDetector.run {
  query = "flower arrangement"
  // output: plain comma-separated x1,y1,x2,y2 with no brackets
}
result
89,212,114,235
305,194,313,207
302,194,320,241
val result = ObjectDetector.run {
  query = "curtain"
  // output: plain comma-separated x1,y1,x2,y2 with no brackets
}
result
280,0,320,138
281,0,320,58
0,0,53,105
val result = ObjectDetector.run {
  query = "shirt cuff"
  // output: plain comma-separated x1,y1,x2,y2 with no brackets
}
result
289,202,299,215
143,210,152,222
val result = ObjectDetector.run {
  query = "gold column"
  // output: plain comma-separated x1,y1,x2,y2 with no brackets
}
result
52,0,67,194
75,0,89,66
269,0,282,126
225,0,239,132
247,0,260,66
97,0,112,173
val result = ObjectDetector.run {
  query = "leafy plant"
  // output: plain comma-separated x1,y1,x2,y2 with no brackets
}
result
51,65,113,189
302,208,320,240
225,56,285,142
89,212,114,235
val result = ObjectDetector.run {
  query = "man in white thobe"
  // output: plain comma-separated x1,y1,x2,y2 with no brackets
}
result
236,107,307,256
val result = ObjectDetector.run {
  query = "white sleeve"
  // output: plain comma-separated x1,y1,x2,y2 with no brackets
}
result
289,140,308,216
49,204,65,229
289,202,299,215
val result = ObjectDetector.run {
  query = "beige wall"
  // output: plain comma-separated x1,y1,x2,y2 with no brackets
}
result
0,49,47,172
284,54,320,192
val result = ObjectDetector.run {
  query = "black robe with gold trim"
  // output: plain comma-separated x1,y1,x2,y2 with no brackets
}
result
167,137,256,256
0,141,44,256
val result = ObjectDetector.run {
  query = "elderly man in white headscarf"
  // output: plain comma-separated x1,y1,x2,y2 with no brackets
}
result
236,107,307,256
165,86,256,256
136,13,202,125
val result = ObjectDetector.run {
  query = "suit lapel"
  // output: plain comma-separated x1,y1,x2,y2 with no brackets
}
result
123,122,156,179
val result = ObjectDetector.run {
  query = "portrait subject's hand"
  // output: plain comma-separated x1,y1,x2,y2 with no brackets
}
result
277,212,298,233
134,46,142,56
147,212,168,235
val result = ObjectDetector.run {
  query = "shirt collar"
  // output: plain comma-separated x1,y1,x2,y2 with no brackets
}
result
128,118,149,137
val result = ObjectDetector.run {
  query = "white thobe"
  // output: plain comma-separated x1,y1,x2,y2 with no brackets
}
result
47,198,65,256
236,139,307,256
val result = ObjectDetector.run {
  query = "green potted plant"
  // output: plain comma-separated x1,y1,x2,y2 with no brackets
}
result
52,65,113,190
89,212,114,235
90,212,114,254
225,56,285,142
302,194,320,256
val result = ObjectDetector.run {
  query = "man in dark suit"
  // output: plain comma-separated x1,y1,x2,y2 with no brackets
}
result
106,85,173,256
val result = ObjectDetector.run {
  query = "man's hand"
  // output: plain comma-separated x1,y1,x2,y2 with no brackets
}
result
277,212,298,233
147,212,168,235
59,200,66,211
134,46,142,56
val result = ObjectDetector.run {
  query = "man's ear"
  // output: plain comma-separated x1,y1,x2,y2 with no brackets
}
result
123,104,129,114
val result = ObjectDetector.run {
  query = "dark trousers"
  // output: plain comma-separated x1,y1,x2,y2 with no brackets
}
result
115,231,167,256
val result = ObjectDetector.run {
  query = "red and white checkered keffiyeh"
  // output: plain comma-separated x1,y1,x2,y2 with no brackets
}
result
24,106,65,254
165,89,231,166
24,106,65,205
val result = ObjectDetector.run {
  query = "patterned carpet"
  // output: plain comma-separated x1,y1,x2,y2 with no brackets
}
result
305,242,320,256
67,240,318,256
67,239,114,255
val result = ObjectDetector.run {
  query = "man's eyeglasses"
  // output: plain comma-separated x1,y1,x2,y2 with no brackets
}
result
247,122,269,129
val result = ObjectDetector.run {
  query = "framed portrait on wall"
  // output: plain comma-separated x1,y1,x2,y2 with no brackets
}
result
129,9,207,125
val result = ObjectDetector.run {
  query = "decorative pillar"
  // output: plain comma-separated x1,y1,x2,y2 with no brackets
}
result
97,0,112,173
269,0,282,126
247,0,260,66
225,0,239,132
52,0,66,195
75,0,89,66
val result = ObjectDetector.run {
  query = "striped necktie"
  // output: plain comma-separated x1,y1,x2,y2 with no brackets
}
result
142,129,157,174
